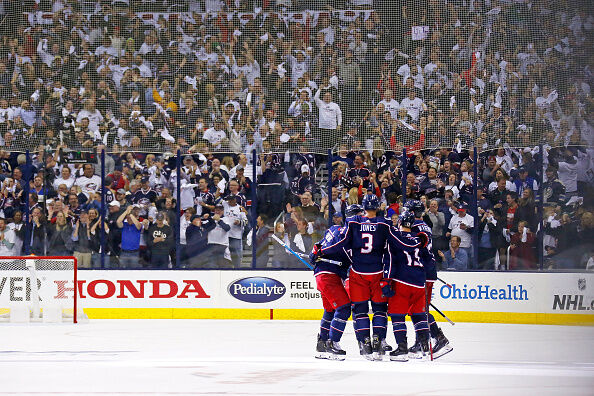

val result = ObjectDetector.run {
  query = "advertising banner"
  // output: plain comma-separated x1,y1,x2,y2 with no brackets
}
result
57,270,594,324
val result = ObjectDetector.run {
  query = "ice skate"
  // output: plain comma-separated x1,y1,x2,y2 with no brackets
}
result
325,340,346,361
389,342,409,362
432,329,453,359
358,337,374,361
372,335,385,361
409,338,430,359
315,334,328,359
381,338,393,352
408,340,423,359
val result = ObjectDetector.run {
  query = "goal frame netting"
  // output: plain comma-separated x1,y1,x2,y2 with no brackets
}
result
0,256,81,323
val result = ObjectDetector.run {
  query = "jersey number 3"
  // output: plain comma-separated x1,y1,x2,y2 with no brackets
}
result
361,233,373,254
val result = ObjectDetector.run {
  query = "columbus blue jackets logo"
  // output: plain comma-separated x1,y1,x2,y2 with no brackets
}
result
578,278,586,291
228,277,286,303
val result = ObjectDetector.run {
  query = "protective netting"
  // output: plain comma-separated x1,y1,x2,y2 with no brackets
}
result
0,1,587,156
0,257,78,322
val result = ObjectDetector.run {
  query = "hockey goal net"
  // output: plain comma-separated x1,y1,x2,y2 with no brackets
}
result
0,256,85,323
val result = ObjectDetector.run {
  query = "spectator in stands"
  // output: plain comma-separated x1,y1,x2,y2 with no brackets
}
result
116,205,143,269
513,167,538,197
477,209,502,270
313,86,342,148
224,195,248,268
47,212,73,256
427,199,447,253
542,166,567,205
509,221,537,270
144,212,173,269
255,214,270,268
438,236,469,271
447,202,474,267
204,204,232,268
71,210,93,269
185,214,211,268
0,218,15,256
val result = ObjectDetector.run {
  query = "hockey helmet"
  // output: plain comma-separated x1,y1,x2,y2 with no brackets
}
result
362,194,380,211
398,209,416,229
403,199,424,218
345,204,364,217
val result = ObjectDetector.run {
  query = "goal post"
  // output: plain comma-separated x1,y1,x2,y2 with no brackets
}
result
0,256,85,323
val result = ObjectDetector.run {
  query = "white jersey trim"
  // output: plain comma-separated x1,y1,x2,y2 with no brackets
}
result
394,279,425,289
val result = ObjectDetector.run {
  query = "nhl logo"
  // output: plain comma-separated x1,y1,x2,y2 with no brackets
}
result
578,278,586,291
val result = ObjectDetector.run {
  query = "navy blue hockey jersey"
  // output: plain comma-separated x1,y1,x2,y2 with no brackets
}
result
412,219,437,282
321,215,390,274
383,228,425,288
311,225,351,280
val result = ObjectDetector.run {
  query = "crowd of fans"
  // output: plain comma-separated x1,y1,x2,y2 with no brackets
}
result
0,1,590,270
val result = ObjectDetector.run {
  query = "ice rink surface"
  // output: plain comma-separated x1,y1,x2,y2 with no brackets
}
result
1,320,593,396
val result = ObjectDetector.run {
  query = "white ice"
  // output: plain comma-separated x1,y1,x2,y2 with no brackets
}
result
1,320,593,396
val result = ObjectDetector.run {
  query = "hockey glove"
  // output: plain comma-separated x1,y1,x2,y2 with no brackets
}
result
380,279,395,298
311,243,323,262
417,232,429,248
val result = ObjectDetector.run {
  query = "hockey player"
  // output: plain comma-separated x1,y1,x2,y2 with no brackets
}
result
403,200,452,359
315,194,420,360
380,209,430,361
310,225,352,361
344,203,364,218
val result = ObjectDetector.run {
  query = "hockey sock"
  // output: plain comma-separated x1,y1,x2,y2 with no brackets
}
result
390,314,407,345
411,313,429,341
352,302,371,342
428,313,440,338
329,304,351,342
371,302,388,340
320,310,334,341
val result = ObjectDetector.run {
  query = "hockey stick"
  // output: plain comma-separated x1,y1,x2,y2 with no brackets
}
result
429,303,455,325
437,277,453,288
271,234,313,270
425,283,434,361
294,251,342,265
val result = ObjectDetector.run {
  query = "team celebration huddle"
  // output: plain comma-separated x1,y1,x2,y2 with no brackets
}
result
309,196,452,362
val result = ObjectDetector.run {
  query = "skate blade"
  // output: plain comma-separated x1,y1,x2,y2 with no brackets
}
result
328,353,346,361
314,352,329,359
373,352,384,361
432,345,453,360
389,355,409,362
362,354,375,361
407,351,424,359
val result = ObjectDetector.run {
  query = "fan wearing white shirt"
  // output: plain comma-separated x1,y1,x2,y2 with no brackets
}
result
231,51,260,85
203,118,229,150
314,86,342,147
378,89,399,119
76,99,104,133
397,57,422,81
285,51,310,87
0,218,15,256
74,164,102,197
288,90,313,117
399,90,425,121
53,166,75,191
132,55,153,78
0,99,14,123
